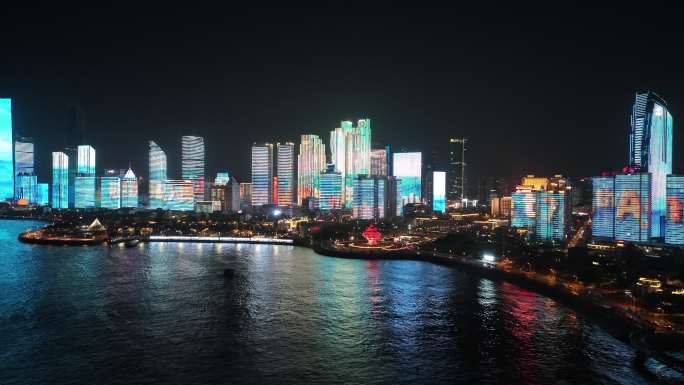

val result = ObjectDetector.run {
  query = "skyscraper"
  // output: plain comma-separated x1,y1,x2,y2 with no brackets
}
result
14,136,34,200
447,138,467,202
433,171,446,213
370,148,388,176
319,164,343,210
352,175,385,221
629,91,673,238
666,175,684,245
100,175,121,209
51,151,69,209
329,119,372,208
511,187,537,231
251,143,273,207
614,173,651,243
121,167,138,208
16,174,37,203
536,191,566,242
277,142,295,207
148,141,167,209
37,183,49,206
592,176,615,239
393,152,422,209
182,136,205,202
74,145,96,208
297,135,325,207
240,182,252,210
163,180,194,211
0,99,13,201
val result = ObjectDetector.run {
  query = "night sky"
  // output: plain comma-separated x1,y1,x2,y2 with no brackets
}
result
2,4,684,187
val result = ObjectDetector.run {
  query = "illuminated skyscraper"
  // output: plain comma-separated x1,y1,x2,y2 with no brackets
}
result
0,99,13,200
592,176,615,239
14,137,34,199
386,176,402,217
614,173,651,243
163,180,194,211
666,175,684,245
100,175,121,209
277,142,295,207
370,148,388,176
121,167,138,208
16,173,37,203
212,172,240,212
536,191,566,242
319,164,343,210
182,136,205,202
297,135,325,206
148,141,167,209
352,175,385,220
74,145,96,208
448,138,467,202
51,152,69,209
330,119,372,208
511,188,538,231
393,152,422,210
629,92,672,238
37,183,49,206
252,143,273,207
433,171,446,213
240,182,252,210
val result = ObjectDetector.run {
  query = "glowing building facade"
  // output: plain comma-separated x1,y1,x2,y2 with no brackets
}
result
433,171,446,213
536,191,566,242
592,176,616,239
182,136,205,202
51,151,69,208
0,99,13,201
330,119,372,208
297,135,325,206
277,142,295,207
100,176,121,209
614,173,651,243
163,180,194,211
666,176,684,245
240,182,252,210
319,164,343,210
37,183,49,206
121,167,138,208
16,173,37,203
148,141,167,209
251,143,273,207
511,188,537,230
74,145,96,208
448,138,467,202
370,148,388,176
14,137,34,200
629,92,673,238
352,175,385,220
392,152,421,210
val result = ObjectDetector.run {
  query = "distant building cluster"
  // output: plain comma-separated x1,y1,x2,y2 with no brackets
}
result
509,175,572,242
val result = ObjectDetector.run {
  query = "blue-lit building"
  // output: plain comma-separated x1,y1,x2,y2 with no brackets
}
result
614,173,651,243
100,176,121,209
592,176,615,239
163,180,194,211
37,183,49,206
319,164,343,210
182,136,205,201
148,141,167,209
666,175,684,245
51,152,69,209
433,171,446,213
511,188,538,231
16,173,37,203
352,175,385,220
251,143,273,207
0,99,13,201
14,137,34,200
121,167,138,208
393,152,421,210
536,191,566,242
74,145,96,208
629,92,673,238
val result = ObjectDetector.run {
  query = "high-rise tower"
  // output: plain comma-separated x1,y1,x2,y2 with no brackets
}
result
251,143,274,207
148,141,167,209
182,136,205,202
447,138,467,202
0,99,13,201
276,142,295,207
297,135,325,207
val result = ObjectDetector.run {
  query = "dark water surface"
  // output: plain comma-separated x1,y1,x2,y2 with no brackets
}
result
1,220,682,384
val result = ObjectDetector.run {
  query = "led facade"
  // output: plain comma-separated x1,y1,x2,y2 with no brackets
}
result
148,141,167,209
511,189,537,230
74,176,96,208
251,143,273,206
592,176,615,239
666,175,684,245
352,175,385,220
448,138,467,201
240,182,252,209
182,136,205,201
433,171,446,213
297,135,325,206
614,173,651,242
121,167,138,208
370,148,388,176
163,180,194,211
16,173,37,203
51,152,69,208
392,152,421,209
14,137,34,199
0,99,13,200
330,119,372,208
277,142,295,207
37,183,49,206
536,191,566,242
319,164,343,210
100,176,121,209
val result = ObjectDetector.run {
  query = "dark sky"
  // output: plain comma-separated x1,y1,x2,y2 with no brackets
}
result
2,3,684,186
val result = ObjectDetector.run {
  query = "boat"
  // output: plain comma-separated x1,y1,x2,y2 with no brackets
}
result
124,239,140,247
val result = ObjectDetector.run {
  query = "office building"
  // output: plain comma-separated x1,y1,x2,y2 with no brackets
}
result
100,176,121,209
371,147,388,176
511,188,538,231
37,183,49,206
251,143,273,206
212,172,240,212
16,173,37,204
277,142,295,207
666,176,684,245
14,137,34,200
536,191,566,242
297,135,325,206
447,138,466,202
614,173,651,243
74,145,96,208
148,141,167,209
352,175,385,220
629,91,673,238
0,99,13,200
592,176,615,239
182,136,205,202
319,164,343,210
433,171,446,213
163,180,194,211
240,182,252,210
121,167,138,208
393,152,421,209
386,176,402,217
330,119,372,208
51,152,69,208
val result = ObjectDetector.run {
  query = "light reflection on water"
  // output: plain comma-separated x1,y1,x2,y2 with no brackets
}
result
0,220,682,385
